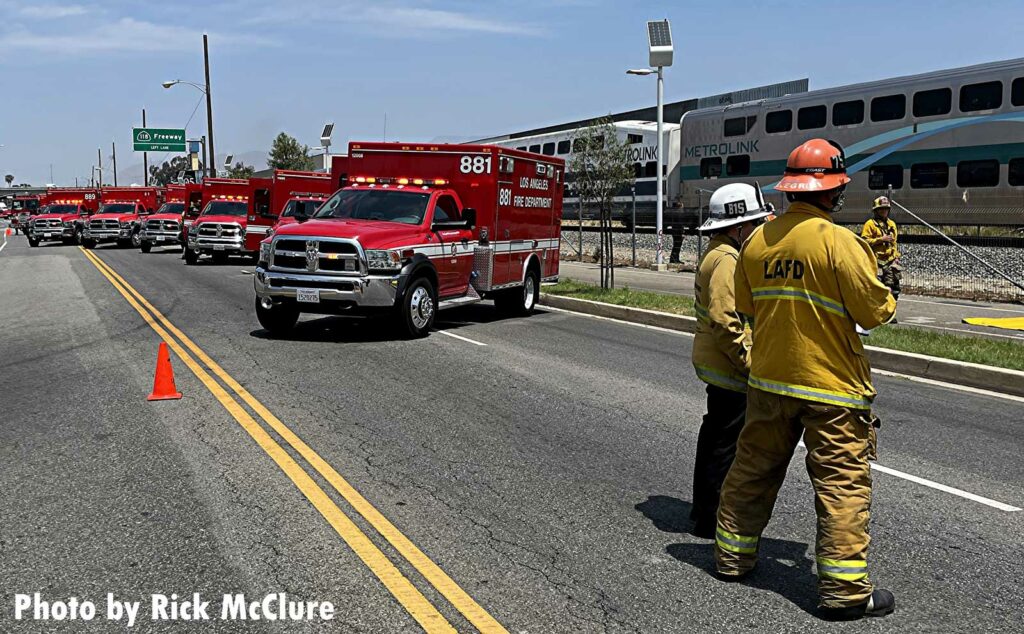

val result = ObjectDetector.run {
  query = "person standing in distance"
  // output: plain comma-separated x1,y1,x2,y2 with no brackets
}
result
714,139,897,620
689,183,772,538
861,196,901,317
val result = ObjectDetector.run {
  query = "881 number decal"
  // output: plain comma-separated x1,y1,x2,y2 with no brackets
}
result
459,155,492,174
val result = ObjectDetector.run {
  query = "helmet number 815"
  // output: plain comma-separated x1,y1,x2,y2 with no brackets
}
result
459,155,492,174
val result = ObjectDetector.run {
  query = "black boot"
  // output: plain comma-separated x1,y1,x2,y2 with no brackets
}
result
819,589,896,621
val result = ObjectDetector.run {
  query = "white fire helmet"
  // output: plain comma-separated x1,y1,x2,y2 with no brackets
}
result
698,183,773,233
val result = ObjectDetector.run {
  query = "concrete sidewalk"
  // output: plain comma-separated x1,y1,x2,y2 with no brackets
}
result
559,260,1024,343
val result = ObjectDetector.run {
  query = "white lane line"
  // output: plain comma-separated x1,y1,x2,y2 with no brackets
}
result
872,368,1024,404
435,329,488,346
899,322,1024,341
541,304,696,337
0,230,8,254
796,440,1020,512
901,297,1024,315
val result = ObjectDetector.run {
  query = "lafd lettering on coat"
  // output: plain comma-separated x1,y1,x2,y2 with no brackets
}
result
763,259,805,280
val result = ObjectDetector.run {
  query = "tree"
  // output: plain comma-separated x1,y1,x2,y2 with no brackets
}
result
225,162,255,179
148,156,204,186
5,174,13,187
268,132,315,171
568,118,635,289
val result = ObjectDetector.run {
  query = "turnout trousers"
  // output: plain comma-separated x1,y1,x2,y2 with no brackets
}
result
715,387,877,609
690,384,747,529
879,262,901,300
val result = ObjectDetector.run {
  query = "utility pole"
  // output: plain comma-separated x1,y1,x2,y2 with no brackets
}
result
203,34,216,178
49,164,53,184
112,141,118,186
142,108,149,186
97,148,103,187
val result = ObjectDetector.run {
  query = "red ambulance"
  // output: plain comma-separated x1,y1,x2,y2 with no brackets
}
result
253,142,563,337
83,187,158,248
27,188,100,246
257,169,334,236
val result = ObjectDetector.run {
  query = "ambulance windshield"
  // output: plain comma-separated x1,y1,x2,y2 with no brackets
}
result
315,189,429,225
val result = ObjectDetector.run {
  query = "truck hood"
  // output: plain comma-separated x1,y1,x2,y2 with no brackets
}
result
35,212,81,222
274,218,426,250
147,213,183,222
194,214,247,227
91,212,137,222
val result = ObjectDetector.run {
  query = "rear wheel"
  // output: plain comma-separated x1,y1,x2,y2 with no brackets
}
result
399,277,436,338
494,267,539,316
140,241,152,253
130,230,142,248
255,298,299,336
184,248,199,265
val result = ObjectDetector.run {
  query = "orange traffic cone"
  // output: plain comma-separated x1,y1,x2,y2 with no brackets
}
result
147,342,183,401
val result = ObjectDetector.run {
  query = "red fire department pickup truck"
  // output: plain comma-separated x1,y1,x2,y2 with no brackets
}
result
184,178,257,264
253,142,563,337
139,184,187,253
27,188,101,246
83,187,158,249
258,169,334,236
9,195,42,234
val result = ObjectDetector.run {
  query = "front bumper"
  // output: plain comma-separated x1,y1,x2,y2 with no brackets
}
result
31,226,73,241
189,236,247,254
141,229,182,245
84,227,130,242
254,268,399,309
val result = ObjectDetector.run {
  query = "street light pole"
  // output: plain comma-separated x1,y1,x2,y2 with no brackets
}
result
656,65,664,270
142,108,149,186
203,34,215,178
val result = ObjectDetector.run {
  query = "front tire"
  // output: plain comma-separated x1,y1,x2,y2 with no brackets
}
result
255,298,299,336
28,236,39,248
184,248,198,265
140,241,152,253
130,230,142,248
399,277,436,338
494,268,539,316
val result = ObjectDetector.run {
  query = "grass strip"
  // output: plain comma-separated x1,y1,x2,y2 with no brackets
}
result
545,280,1024,371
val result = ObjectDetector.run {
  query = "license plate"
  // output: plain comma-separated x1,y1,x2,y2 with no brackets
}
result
156,236,165,242
44,233,55,238
214,244,226,251
296,289,320,303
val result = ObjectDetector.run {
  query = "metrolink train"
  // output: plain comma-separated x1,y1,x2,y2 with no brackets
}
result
492,57,1024,230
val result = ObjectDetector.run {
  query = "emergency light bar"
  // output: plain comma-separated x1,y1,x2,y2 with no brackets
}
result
352,176,448,187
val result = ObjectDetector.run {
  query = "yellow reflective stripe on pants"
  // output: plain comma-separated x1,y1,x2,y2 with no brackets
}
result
750,286,847,318
748,375,873,410
695,364,747,393
716,527,758,554
817,558,868,581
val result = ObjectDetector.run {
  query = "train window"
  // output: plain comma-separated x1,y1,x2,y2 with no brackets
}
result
726,155,750,176
871,94,906,121
572,139,584,152
960,81,1002,112
957,159,1000,188
913,87,952,117
1008,158,1024,186
868,164,904,190
557,140,571,154
1012,78,1024,107
593,135,605,149
633,163,643,178
528,144,541,153
797,105,827,129
724,116,757,137
644,161,659,177
627,134,643,145
910,162,949,189
516,146,527,151
542,142,555,156
765,110,792,133
700,157,722,178
832,100,864,126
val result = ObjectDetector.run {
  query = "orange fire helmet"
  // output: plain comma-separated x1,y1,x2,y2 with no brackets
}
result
775,139,851,193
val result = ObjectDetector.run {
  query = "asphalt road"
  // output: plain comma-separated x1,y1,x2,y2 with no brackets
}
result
560,261,1024,342
1,231,1022,632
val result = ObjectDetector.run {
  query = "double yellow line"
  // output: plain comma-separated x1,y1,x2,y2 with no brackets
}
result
80,248,507,634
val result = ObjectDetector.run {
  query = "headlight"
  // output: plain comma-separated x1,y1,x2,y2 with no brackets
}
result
366,249,402,271
120,220,131,228
258,240,272,266
63,220,73,227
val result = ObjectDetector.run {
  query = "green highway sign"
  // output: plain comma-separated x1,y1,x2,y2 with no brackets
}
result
133,127,186,152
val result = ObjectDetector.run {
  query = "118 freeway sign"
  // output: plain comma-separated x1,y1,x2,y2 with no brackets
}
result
133,128,186,152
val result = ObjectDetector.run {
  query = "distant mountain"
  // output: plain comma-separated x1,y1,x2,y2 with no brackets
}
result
114,150,267,185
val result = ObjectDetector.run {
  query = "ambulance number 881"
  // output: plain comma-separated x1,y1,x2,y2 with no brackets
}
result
459,155,492,174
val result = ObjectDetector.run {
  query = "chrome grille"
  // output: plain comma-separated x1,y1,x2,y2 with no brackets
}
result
33,219,63,229
270,237,363,275
146,219,180,232
197,223,242,238
90,219,120,230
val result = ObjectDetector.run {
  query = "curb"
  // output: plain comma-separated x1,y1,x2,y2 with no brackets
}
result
539,293,1024,398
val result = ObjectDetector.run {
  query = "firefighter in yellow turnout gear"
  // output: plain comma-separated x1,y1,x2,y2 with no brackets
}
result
714,139,898,621
689,184,773,538
861,196,902,304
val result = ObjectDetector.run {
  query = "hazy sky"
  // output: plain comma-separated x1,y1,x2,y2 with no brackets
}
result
2,0,1022,185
